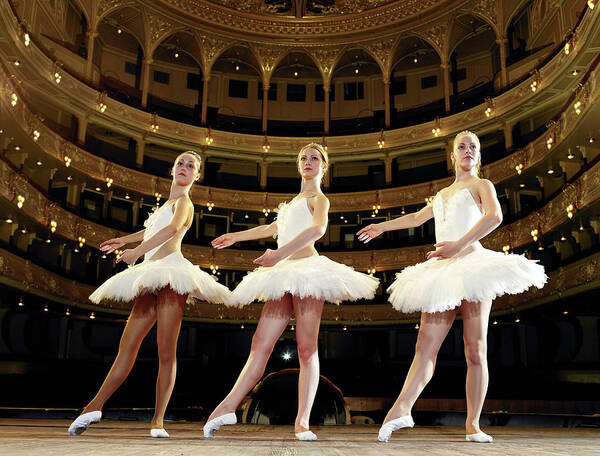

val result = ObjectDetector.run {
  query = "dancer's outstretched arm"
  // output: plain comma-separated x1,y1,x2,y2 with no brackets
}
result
99,229,145,254
357,205,433,243
427,179,502,260
254,195,329,267
117,197,193,264
212,222,277,250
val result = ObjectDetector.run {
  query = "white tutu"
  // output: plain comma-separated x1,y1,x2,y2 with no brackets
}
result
228,254,379,307
387,248,547,313
89,251,230,304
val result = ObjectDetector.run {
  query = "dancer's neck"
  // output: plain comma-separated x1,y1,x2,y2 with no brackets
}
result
168,183,191,201
300,176,322,195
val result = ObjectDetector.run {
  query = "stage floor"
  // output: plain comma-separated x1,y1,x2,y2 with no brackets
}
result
1,419,599,455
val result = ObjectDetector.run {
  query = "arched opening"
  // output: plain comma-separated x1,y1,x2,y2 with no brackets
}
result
506,1,535,65
211,45,263,133
96,7,145,107
267,51,322,136
65,0,88,58
149,31,204,125
329,48,381,135
242,369,349,425
390,36,442,128
449,14,496,112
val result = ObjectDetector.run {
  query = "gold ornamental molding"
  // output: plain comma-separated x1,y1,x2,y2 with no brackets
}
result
1,244,599,324
149,0,453,41
1,0,598,159
1,48,599,213
0,150,599,273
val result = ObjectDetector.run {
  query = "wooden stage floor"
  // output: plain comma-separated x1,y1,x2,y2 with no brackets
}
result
1,419,598,455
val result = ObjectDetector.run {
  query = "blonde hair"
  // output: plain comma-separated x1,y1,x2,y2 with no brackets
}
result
451,131,481,175
297,143,329,178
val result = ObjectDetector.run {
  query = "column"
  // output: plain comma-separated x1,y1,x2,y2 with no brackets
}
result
201,76,210,125
441,62,451,113
503,121,513,151
505,187,520,218
260,160,268,190
384,156,393,186
102,190,113,219
66,181,85,208
76,114,88,145
135,138,145,168
323,83,330,135
85,30,98,81
198,151,206,183
131,199,140,227
445,139,453,172
140,58,153,109
383,77,391,128
262,82,269,133
496,37,509,88
323,163,331,190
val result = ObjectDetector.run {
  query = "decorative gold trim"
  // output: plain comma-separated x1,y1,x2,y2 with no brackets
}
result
1,150,599,272
1,244,599,323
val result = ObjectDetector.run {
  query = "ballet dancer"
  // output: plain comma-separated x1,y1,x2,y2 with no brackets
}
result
357,131,546,444
68,151,230,438
204,143,379,441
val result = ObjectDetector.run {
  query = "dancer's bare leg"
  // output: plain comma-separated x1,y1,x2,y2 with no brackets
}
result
151,286,187,430
82,293,157,413
207,294,293,421
461,299,492,435
383,309,456,423
293,295,324,434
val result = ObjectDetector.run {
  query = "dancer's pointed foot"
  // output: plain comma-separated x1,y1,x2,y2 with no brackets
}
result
377,415,414,442
203,412,237,438
466,431,493,443
295,430,318,441
150,428,169,438
68,410,102,436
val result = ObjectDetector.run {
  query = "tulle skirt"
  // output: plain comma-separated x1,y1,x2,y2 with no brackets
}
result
89,251,230,304
228,254,380,307
387,247,547,313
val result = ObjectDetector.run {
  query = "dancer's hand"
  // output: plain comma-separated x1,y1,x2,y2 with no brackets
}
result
426,240,464,260
212,233,237,249
100,237,125,254
116,248,141,265
356,223,384,243
253,249,281,267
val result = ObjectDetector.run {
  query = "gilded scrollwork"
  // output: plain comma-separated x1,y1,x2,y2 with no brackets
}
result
159,0,445,37
362,36,398,77
196,33,231,70
471,0,498,27
415,19,449,57
252,44,289,78
145,9,179,52
306,46,341,81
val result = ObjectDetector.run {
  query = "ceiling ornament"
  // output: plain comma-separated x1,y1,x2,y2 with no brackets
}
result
308,0,395,15
157,0,447,37
209,0,261,13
